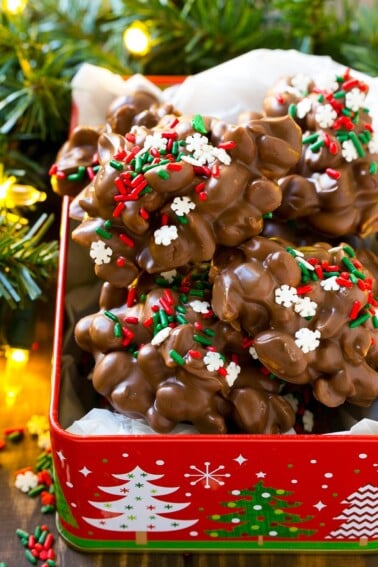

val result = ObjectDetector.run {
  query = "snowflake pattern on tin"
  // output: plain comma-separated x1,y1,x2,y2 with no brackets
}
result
184,461,231,489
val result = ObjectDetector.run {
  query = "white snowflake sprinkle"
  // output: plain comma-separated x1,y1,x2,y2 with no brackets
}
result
171,196,196,216
303,409,314,432
294,328,321,353
345,87,366,112
368,135,378,154
151,326,172,346
15,471,39,493
341,139,358,162
185,133,208,153
153,225,179,246
275,285,298,308
193,143,217,165
191,300,211,314
296,98,312,119
249,345,258,359
294,296,318,318
160,269,177,283
320,276,340,291
225,361,241,387
181,154,203,167
212,146,232,165
203,351,224,372
312,172,337,193
315,104,337,128
143,132,168,151
291,73,312,95
314,72,339,93
89,240,113,265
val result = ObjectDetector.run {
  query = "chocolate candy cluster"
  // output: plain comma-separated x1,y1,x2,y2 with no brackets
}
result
261,70,378,239
52,69,378,434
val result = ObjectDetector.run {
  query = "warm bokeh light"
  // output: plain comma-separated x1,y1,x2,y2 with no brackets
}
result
7,347,30,365
2,347,30,407
3,0,28,15
0,164,46,207
123,21,151,57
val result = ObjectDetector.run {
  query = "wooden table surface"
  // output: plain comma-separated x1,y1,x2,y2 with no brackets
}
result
0,298,377,567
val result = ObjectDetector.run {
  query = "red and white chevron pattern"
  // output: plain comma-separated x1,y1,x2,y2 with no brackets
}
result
326,484,378,539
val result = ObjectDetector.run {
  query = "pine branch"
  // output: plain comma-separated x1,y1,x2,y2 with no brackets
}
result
0,211,59,309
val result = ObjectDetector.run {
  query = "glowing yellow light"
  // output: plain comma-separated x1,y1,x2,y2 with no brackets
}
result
0,164,46,207
7,347,30,365
3,0,28,15
123,21,151,57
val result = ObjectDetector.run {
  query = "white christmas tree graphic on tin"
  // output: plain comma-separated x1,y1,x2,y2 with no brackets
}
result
326,484,378,546
83,466,198,544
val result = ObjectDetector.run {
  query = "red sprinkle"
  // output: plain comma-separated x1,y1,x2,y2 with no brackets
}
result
163,288,174,304
125,133,136,143
329,141,338,155
139,207,149,220
349,300,362,320
127,287,136,307
161,213,169,226
336,277,353,287
199,192,208,201
119,233,135,247
217,367,227,377
48,164,58,176
296,285,313,295
167,162,182,171
217,140,236,150
116,256,126,267
124,316,138,324
188,349,202,359
113,202,126,217
212,163,220,178
194,182,206,193
326,168,341,180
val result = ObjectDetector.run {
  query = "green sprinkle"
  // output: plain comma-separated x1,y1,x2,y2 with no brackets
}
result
334,90,346,99
158,169,170,180
192,114,208,134
180,293,188,303
139,186,152,196
349,131,365,158
16,529,29,539
104,219,113,229
169,349,185,366
372,316,378,329
114,322,123,338
341,107,352,116
349,273,358,284
67,172,81,181
134,155,144,172
38,530,48,544
177,215,188,224
159,309,169,327
41,504,56,514
176,305,187,313
370,162,377,174
109,159,124,171
342,257,355,271
317,94,324,102
310,140,324,153
104,310,119,323
28,484,45,497
349,312,370,328
172,141,179,154
95,227,112,239
204,328,215,336
285,246,297,257
140,293,147,302
342,245,355,257
189,289,205,297
194,333,212,346
262,212,273,219
25,549,37,565
352,269,366,280
302,133,319,144
176,314,188,324
288,103,296,118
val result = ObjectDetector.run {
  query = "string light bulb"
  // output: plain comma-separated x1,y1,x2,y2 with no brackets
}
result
123,21,152,57
0,164,46,208
3,0,28,15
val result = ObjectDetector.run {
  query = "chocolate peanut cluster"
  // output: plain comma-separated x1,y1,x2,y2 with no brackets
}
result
261,70,378,239
70,112,301,287
75,266,295,434
211,237,378,408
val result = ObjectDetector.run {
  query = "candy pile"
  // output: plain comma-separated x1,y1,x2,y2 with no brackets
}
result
51,68,378,435
15,525,57,567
